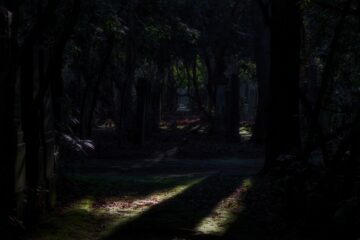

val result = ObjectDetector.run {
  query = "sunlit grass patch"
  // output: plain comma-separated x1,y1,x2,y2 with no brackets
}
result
73,197,94,212
101,177,205,238
195,178,253,236
98,178,203,217
29,175,203,240
31,197,101,240
239,126,252,139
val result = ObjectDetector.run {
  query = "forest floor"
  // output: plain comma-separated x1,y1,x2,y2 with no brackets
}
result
22,114,322,240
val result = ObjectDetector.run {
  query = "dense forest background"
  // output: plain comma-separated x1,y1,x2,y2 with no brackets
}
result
1,0,360,239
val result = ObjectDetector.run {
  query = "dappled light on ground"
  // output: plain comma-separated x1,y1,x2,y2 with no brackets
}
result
239,126,252,140
31,197,100,240
195,178,253,236
102,174,249,240
29,176,204,240
100,177,204,237
101,179,203,216
74,197,95,212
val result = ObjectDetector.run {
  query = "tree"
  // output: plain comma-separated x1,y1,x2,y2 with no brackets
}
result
0,4,17,232
265,0,302,169
253,0,270,144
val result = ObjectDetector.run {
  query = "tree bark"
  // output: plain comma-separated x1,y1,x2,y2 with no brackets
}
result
253,0,270,144
213,52,228,135
227,74,240,140
0,6,17,231
301,0,352,164
118,3,137,143
149,65,164,132
265,0,301,169
84,36,114,138
135,78,149,145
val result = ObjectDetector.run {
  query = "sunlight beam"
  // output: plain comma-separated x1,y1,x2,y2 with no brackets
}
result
195,178,253,236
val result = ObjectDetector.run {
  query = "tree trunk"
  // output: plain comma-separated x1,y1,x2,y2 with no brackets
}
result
227,74,240,140
163,65,177,112
253,0,270,144
203,53,215,112
135,78,149,145
21,45,43,225
149,66,164,132
0,6,17,231
265,0,301,169
213,54,228,135
118,9,136,143
86,36,114,138
301,0,351,164
190,57,209,117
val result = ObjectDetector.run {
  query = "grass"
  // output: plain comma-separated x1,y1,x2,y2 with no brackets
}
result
28,174,204,240
195,178,253,236
26,124,264,240
27,174,254,240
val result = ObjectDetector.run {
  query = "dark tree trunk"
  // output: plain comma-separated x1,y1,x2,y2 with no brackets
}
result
118,8,136,143
227,74,240,140
79,82,93,138
135,78,149,145
191,59,202,109
213,52,228,135
340,109,360,198
343,127,360,198
265,0,301,169
21,45,43,225
253,0,270,144
203,53,215,112
0,6,17,231
163,65,177,112
85,36,114,138
149,66,164,132
20,0,81,225
190,57,209,118
48,0,81,130
301,0,351,165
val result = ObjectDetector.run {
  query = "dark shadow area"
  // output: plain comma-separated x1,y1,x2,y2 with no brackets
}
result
220,173,357,240
104,174,245,240
57,173,201,207
220,177,288,240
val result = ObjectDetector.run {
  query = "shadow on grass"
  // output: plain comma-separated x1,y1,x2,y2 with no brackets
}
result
31,174,281,240
221,176,322,240
103,174,245,240
58,174,201,204
221,175,355,240
33,207,104,240
29,174,203,240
